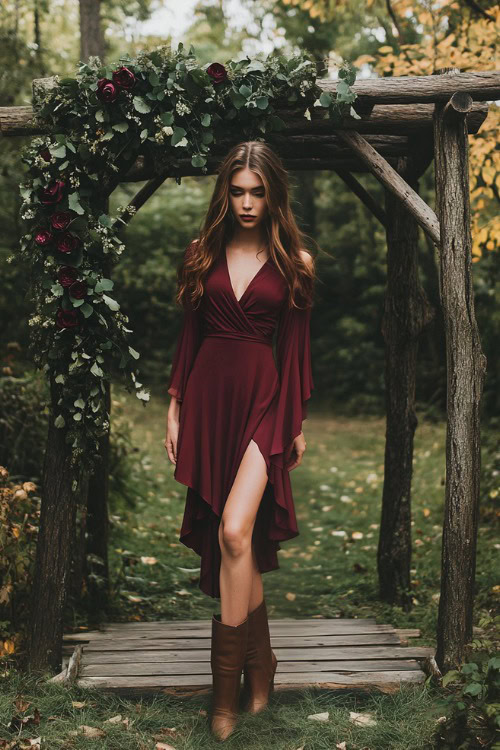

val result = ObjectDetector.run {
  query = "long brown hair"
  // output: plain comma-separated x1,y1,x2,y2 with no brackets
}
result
175,140,317,310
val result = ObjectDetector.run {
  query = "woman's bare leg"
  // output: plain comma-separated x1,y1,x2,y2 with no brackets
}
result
249,543,264,612
218,439,268,626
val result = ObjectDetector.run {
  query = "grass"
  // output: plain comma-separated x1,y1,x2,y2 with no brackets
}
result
1,384,497,749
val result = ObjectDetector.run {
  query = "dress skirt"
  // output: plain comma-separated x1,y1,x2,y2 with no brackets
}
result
167,240,314,598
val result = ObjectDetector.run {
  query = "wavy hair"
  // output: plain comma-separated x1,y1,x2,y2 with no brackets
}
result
174,140,317,310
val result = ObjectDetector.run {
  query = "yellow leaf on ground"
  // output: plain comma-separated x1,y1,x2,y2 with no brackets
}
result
285,592,296,601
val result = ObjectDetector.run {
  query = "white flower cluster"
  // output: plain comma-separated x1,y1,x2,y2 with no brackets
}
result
175,100,191,116
69,172,80,187
21,209,36,220
29,315,42,327
125,111,143,126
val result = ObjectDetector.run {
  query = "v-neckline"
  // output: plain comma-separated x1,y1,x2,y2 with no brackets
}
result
224,250,270,305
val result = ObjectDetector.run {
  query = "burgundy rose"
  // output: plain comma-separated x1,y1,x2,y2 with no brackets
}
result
40,148,52,162
50,211,73,231
69,280,87,299
34,229,53,246
58,265,78,287
96,78,119,102
112,66,136,90
57,231,81,255
40,180,65,205
206,62,228,85
55,308,79,329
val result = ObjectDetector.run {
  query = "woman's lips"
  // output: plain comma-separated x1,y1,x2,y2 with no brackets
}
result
240,215,255,221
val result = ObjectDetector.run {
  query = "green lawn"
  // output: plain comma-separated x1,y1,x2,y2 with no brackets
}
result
1,385,497,749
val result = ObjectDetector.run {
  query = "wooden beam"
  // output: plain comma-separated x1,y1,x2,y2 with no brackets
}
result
0,101,489,138
433,70,487,672
334,169,387,227
336,129,440,244
323,70,500,104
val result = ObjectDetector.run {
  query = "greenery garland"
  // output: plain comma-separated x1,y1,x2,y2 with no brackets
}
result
18,42,357,474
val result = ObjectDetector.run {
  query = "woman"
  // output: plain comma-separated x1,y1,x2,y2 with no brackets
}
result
164,140,315,741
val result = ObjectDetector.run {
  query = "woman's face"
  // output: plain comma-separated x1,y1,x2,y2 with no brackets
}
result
228,167,268,230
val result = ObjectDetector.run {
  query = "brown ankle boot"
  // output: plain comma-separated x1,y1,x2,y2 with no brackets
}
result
210,613,249,741
242,598,277,713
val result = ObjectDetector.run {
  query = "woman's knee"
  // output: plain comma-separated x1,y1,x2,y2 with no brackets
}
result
219,517,253,558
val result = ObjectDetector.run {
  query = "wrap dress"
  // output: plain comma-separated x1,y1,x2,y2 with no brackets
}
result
167,240,314,598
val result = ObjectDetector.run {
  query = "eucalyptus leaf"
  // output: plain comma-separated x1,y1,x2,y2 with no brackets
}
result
68,192,84,215
133,96,151,113
102,294,120,311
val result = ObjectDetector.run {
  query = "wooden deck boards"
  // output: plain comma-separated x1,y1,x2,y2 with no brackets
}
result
61,618,432,696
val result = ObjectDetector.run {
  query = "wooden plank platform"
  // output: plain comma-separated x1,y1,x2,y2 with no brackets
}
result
61,618,433,696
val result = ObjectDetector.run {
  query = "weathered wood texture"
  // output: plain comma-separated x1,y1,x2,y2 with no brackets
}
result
432,72,487,672
61,618,431,696
26,375,89,672
336,130,440,244
378,161,435,608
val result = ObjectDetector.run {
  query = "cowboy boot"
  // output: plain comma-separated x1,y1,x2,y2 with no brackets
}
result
210,612,249,741
242,598,277,713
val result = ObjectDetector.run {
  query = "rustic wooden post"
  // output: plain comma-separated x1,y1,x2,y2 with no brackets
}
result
27,374,90,672
433,70,487,671
378,155,435,609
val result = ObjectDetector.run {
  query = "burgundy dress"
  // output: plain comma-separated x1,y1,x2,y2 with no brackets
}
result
167,240,314,598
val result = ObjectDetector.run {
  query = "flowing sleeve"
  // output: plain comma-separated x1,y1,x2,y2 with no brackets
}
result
270,301,314,459
166,243,202,402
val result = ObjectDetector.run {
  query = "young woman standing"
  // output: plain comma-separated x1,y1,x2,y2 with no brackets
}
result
165,140,315,740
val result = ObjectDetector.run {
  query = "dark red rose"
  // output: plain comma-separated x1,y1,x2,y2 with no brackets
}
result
34,229,53,246
69,280,87,299
40,180,65,205
112,66,136,90
96,78,119,102
50,211,73,231
58,265,78,287
55,308,79,329
40,148,52,162
57,231,80,254
206,62,228,85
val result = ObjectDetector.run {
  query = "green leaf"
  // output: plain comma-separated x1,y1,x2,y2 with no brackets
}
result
112,121,129,132
140,128,149,140
201,131,213,145
442,670,460,687
98,214,113,228
133,96,151,113
91,362,104,377
319,91,333,107
128,346,140,359
100,131,114,141
49,144,66,158
95,277,113,292
58,160,69,171
463,682,482,697
102,293,120,311
136,388,150,402
73,412,82,421
160,111,174,125
68,192,84,215
239,84,252,98
80,303,94,318
148,71,160,86
54,414,65,428
229,89,246,109
191,154,206,168
74,398,85,409
201,113,211,126
95,109,105,122
171,126,187,146
54,374,65,384
256,96,268,109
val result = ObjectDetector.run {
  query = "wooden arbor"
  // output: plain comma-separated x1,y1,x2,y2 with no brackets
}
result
1,68,498,675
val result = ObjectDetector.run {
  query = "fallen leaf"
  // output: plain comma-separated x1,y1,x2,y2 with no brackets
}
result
155,744,177,750
71,701,86,709
79,725,106,738
349,710,377,726
140,556,158,565
104,714,123,723
307,711,329,721
336,743,347,750
285,592,296,601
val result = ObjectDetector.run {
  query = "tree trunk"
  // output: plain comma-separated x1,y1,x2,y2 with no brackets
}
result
378,161,435,608
27,374,89,673
433,72,487,671
79,0,105,63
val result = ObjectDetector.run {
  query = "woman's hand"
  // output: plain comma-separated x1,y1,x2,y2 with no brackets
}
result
285,431,307,471
165,414,180,465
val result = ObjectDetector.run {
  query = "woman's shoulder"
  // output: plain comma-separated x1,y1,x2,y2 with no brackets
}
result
299,248,314,270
